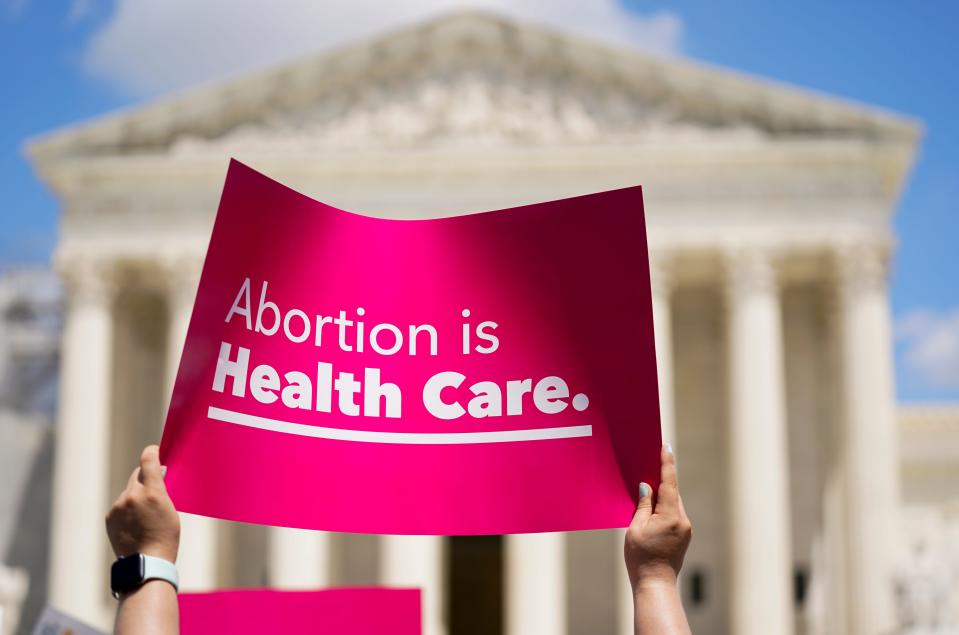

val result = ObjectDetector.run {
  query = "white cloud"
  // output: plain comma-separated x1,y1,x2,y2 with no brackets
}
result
897,308,959,390
81,0,684,96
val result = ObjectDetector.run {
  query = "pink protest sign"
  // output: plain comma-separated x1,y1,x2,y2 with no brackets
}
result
178,588,421,634
160,159,661,534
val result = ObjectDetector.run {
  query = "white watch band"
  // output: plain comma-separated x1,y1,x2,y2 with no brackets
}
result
142,555,179,592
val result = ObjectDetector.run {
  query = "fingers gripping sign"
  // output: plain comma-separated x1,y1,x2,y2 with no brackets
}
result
625,444,693,591
138,444,166,489
106,445,180,564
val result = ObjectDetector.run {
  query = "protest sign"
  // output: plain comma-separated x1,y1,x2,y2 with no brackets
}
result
160,159,661,534
178,588,421,634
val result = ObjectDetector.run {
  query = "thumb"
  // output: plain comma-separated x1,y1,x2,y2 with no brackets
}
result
631,482,653,528
139,445,165,489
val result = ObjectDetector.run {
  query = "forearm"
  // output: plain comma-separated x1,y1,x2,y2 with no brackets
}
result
633,579,691,635
114,580,179,635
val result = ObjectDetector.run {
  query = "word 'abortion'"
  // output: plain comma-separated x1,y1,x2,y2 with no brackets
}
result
226,278,499,357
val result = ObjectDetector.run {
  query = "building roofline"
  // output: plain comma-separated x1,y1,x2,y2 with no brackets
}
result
26,10,921,162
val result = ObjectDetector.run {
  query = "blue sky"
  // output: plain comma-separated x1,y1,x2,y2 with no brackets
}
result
1,0,957,401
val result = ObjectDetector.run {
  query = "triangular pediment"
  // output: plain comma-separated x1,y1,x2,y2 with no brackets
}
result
28,11,919,160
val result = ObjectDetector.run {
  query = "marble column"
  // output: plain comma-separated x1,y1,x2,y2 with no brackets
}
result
615,525,634,635
269,527,331,589
48,258,115,627
650,255,677,446
725,249,794,635
382,536,446,635
0,565,28,635
505,533,566,635
837,245,900,635
615,255,677,635
163,256,201,401
163,257,218,591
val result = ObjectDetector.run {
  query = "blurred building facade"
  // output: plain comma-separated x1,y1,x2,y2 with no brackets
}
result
0,268,60,635
897,406,959,633
22,11,955,635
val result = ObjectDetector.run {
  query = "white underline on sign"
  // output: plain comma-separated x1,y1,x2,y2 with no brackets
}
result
207,406,593,445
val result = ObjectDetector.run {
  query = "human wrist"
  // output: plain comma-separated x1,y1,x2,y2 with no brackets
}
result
632,575,681,611
117,577,178,600
111,553,179,601
631,562,678,594
113,542,178,564
140,543,178,564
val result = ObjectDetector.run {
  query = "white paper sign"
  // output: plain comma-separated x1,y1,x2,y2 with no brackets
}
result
31,607,106,635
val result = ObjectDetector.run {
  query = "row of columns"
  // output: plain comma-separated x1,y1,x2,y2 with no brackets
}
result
721,245,901,635
48,245,901,634
611,247,900,635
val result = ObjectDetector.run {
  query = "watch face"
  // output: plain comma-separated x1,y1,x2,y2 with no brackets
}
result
111,554,144,595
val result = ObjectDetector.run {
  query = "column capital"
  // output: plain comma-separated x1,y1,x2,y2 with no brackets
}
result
158,251,204,310
834,243,890,298
55,256,117,309
724,247,779,299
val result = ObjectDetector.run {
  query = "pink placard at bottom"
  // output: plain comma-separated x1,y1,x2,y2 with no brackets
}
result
178,588,421,634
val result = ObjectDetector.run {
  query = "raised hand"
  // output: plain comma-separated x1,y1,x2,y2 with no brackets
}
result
106,445,179,563
625,444,693,634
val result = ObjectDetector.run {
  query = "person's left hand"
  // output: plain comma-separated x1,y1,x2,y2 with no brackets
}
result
625,444,692,590
105,445,180,563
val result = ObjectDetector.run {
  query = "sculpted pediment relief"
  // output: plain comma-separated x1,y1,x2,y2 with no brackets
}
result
171,70,763,153
29,12,917,162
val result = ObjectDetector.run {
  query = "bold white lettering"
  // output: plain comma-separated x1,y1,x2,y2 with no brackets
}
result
335,371,361,416
467,381,502,418
250,364,280,404
363,368,401,418
423,372,466,420
533,376,569,414
315,362,332,413
212,342,248,397
281,371,313,409
506,378,532,416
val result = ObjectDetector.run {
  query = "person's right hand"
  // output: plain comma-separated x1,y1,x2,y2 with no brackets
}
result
106,445,180,563
624,444,692,591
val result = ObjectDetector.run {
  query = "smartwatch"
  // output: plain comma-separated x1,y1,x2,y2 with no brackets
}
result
110,553,179,599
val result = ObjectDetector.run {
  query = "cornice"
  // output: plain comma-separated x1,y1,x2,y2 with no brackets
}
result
26,11,920,165
899,405,959,470
35,136,908,200
899,405,959,432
